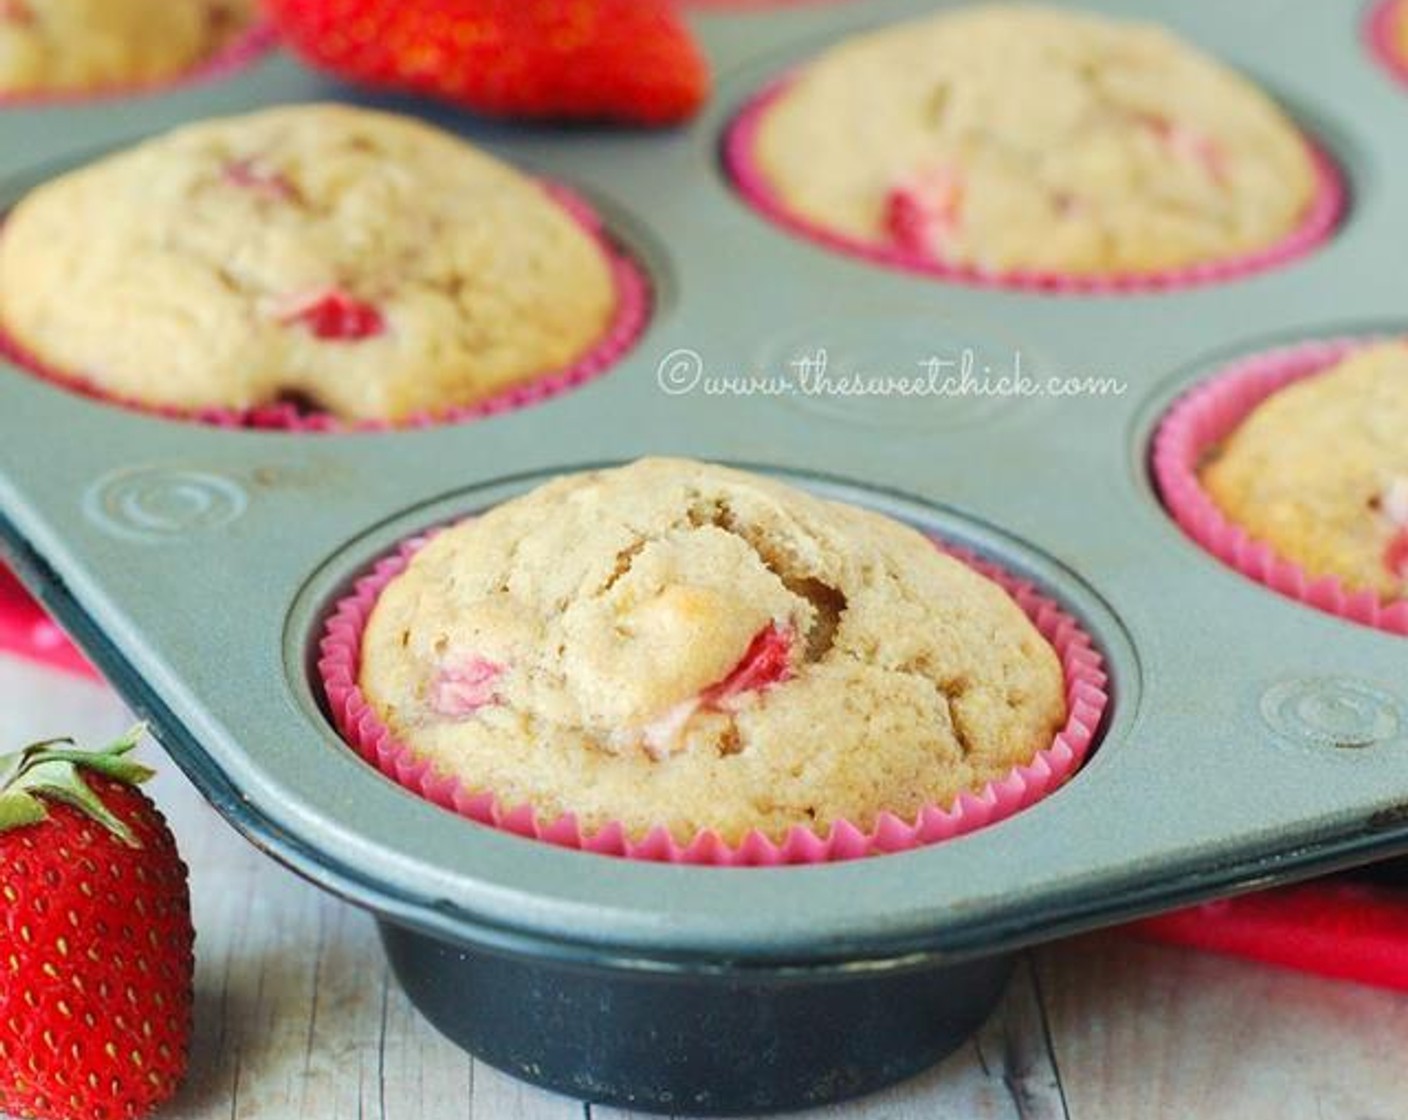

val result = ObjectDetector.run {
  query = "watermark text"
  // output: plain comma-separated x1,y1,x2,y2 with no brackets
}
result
656,347,1127,401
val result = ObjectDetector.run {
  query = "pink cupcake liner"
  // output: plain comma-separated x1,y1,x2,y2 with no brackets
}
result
0,20,278,108
0,182,651,432
1367,0,1408,87
317,528,1110,866
724,78,1346,295
1153,336,1408,636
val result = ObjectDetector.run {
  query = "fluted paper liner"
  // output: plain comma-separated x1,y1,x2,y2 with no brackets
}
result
1153,336,1408,636
724,79,1346,295
318,531,1110,865
0,183,648,431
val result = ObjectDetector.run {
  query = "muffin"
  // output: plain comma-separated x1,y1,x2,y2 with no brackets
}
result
1200,342,1408,601
746,4,1320,276
0,104,619,423
0,0,255,95
355,458,1068,846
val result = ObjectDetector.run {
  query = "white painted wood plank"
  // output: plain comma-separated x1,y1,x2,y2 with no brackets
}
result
970,958,1067,1120
378,955,472,1120
470,1064,586,1120
0,654,133,759
1035,934,1408,1120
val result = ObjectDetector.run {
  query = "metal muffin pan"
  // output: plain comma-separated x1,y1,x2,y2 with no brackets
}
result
2,0,1408,1113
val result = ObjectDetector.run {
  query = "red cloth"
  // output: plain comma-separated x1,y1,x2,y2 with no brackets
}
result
0,565,94,677
1132,883,1408,992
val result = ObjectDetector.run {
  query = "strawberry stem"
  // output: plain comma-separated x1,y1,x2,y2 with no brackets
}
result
0,724,153,846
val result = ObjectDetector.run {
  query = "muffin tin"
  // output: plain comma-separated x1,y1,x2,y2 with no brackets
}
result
2,1,1407,1114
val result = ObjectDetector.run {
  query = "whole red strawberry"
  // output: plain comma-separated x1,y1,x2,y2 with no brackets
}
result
0,727,193,1120
261,0,711,125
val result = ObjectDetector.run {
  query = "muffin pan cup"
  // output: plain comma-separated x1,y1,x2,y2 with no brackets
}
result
3,1,1408,1114
1153,335,1408,637
724,79,1348,295
381,919,1016,1114
0,183,652,432
317,531,1108,865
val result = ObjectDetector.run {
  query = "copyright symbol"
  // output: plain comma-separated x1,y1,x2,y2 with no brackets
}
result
656,348,703,396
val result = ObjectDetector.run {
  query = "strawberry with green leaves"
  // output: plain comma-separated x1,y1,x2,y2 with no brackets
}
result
0,727,193,1120
262,0,711,126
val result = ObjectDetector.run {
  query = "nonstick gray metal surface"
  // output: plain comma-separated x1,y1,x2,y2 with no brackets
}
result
1,0,1407,1113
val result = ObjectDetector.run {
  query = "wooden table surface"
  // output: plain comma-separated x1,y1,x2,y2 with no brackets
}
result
2,652,1404,1120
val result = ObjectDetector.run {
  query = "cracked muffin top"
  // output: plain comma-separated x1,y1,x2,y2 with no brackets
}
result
0,0,255,94
1201,342,1408,602
0,103,617,422
749,3,1319,276
358,458,1067,845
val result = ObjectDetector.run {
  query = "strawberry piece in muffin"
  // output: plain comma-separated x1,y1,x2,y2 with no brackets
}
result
701,624,795,708
222,157,297,201
884,167,963,257
0,0,34,25
277,289,386,342
431,657,504,718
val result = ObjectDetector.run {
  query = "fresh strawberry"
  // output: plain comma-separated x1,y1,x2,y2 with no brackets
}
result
0,727,193,1120
260,0,710,126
